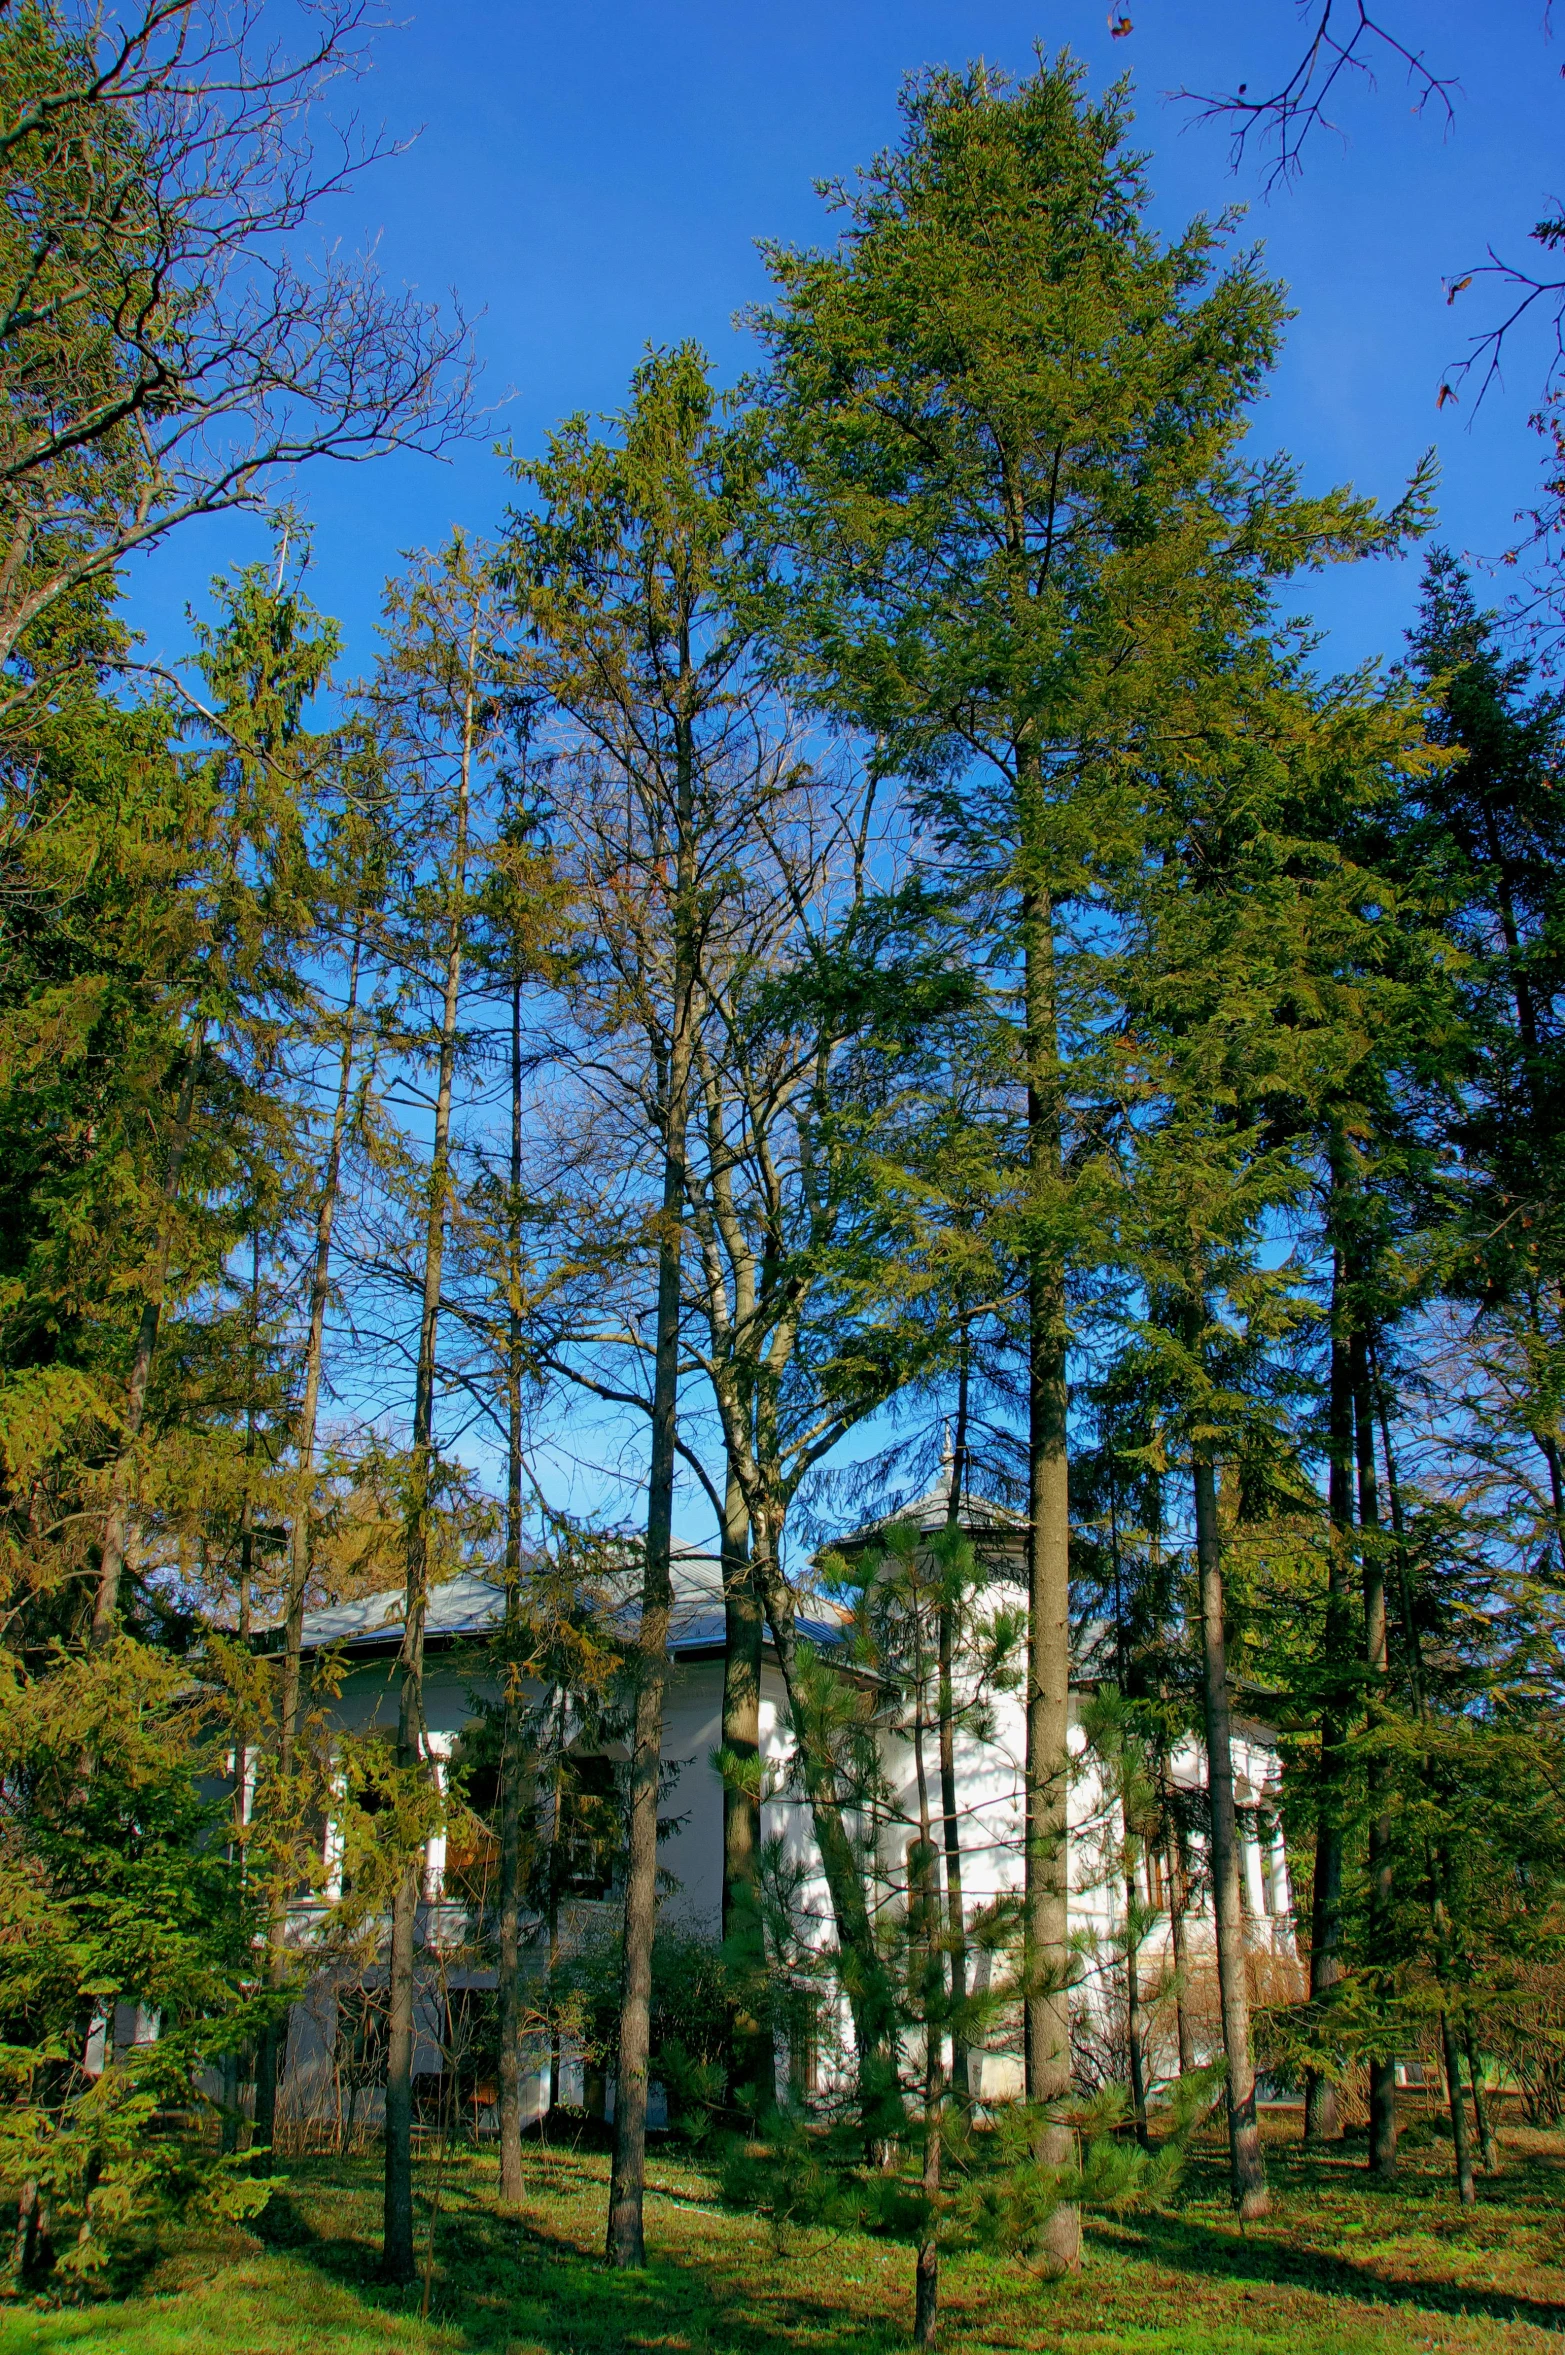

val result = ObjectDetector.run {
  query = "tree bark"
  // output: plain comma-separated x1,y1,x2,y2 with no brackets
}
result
719,1460,767,2113
940,1339,971,2113
1193,1448,1268,2218
1019,852,1078,2271
1352,1327,1398,2181
910,1601,942,2350
754,1546,900,2128
1305,1255,1354,2147
1125,1870,1150,2152
497,973,529,2208
1463,2023,1498,2174
1439,2008,1477,2209
1167,1826,1196,2076
606,691,697,2269
383,1851,421,2282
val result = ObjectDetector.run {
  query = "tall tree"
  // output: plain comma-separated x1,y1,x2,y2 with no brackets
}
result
369,534,501,2284
506,345,765,2270
91,555,336,1647
755,54,1409,2255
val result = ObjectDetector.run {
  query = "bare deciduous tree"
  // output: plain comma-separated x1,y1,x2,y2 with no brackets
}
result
0,1,473,699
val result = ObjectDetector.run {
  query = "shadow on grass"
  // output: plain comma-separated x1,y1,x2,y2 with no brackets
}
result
252,2158,905,2355
1107,2191,1565,2339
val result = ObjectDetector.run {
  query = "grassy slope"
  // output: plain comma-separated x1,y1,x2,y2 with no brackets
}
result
2,2125,1563,2355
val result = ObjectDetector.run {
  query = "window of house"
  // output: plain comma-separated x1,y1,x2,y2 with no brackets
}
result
556,1755,620,1897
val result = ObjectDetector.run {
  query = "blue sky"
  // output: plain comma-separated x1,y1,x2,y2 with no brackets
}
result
128,3,1565,1543
129,0,1564,686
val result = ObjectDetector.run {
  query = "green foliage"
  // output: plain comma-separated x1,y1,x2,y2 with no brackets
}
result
0,1638,277,2277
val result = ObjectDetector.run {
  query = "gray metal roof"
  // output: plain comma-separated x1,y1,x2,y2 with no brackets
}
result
287,1539,849,1660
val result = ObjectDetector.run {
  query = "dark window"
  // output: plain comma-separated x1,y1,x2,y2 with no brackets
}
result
557,1755,620,1897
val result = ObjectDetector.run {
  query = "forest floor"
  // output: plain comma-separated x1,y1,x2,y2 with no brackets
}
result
2,2117,1564,2355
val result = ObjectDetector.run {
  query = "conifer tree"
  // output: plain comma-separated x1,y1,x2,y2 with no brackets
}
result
505,345,765,2269
367,534,505,2284
756,53,1415,2253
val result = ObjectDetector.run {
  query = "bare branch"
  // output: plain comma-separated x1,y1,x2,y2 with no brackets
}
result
0,1,476,685
1171,3,1457,192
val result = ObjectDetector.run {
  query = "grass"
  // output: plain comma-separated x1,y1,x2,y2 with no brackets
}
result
2,2118,1563,2355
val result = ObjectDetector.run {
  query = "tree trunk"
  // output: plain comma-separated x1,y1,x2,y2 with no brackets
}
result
384,637,474,2284
604,1126,683,2266
1463,2023,1498,2173
383,1854,421,2283
755,1546,900,2129
910,1606,942,2349
497,973,530,2208
940,1341,971,2113
1019,857,1078,2271
281,933,363,1757
1352,1328,1398,2181
1193,1449,1268,2218
256,939,361,2156
1305,1262,1354,2147
1439,2009,1477,2209
9,2177,40,2277
606,695,697,2270
1125,1871,1150,2151
91,1022,206,1643
1167,1827,1196,2075
719,1461,767,2114
224,1387,256,2161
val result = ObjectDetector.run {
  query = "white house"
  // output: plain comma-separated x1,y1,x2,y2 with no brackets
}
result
266,1467,1299,2139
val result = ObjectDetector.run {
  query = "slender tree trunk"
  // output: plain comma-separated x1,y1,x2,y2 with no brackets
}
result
1352,1326,1398,2181
1439,2008,1477,2209
383,1846,421,2282
281,934,363,1757
1375,1348,1499,2194
10,2176,41,2276
225,1283,259,2161
498,975,529,2208
719,1458,767,2113
1167,1826,1196,2075
1463,2024,1498,2174
1305,1257,1354,2146
939,1335,971,2113
1125,1870,1150,2151
910,1614,942,2349
256,941,361,2154
384,638,475,2284
91,1022,206,1643
754,1546,900,2123
1019,843,1078,2271
1192,1447,1268,2218
606,696,697,2269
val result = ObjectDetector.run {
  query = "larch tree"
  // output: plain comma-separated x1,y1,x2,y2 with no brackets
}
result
754,52,1409,2259
367,534,507,2286
504,344,771,2270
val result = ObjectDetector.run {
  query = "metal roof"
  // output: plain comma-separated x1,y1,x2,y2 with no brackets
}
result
285,1539,849,1660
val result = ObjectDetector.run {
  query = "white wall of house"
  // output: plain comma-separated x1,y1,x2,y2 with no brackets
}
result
261,1527,1298,2129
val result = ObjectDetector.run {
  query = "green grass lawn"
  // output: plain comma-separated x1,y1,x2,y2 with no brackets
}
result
3,2121,1563,2355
